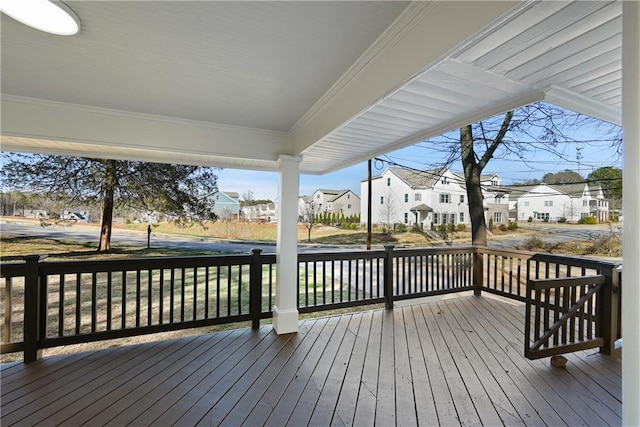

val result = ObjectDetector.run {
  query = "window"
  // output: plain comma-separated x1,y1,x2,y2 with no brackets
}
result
380,196,384,205
439,193,450,204
347,194,350,199
544,200,553,207
442,214,448,225
441,177,449,185
316,194,320,199
450,213,456,224
493,212,502,223
495,195,503,204
491,179,499,186
404,193,409,203
460,195,465,203
524,201,529,207
347,204,351,209
583,200,587,207
459,212,464,223
535,212,550,221
387,178,391,186
415,193,422,201
404,213,408,224
433,213,439,224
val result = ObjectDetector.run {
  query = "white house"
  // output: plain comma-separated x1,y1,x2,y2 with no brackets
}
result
61,210,89,222
242,202,277,223
300,189,360,220
514,183,609,223
360,167,510,229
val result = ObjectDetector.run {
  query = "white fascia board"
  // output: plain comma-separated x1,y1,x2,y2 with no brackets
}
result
1,96,290,170
290,1,519,156
544,86,622,125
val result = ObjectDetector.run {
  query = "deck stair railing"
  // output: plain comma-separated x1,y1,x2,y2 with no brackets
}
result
1,246,621,363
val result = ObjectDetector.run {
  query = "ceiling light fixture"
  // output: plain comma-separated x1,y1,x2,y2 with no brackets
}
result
0,0,80,36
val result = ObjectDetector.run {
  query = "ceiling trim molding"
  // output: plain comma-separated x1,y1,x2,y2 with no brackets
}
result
1,95,292,166
2,95,290,139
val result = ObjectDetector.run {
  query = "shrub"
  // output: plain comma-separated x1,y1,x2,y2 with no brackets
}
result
578,216,598,224
498,223,508,231
527,216,533,223
488,218,494,230
447,224,456,233
456,224,466,232
520,236,545,251
507,221,518,231
396,223,407,233
558,217,567,223
586,233,621,257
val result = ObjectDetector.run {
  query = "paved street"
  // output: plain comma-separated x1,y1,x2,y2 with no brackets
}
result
0,219,618,255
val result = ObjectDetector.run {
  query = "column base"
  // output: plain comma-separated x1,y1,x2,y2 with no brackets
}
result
272,306,299,334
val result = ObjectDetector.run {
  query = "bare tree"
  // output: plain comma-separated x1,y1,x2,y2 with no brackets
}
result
301,201,321,242
417,102,621,245
377,190,397,231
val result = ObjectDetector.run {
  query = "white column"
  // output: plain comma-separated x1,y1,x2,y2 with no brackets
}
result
622,2,640,425
272,154,301,334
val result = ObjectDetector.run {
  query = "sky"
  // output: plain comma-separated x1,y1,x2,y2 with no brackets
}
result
216,114,623,202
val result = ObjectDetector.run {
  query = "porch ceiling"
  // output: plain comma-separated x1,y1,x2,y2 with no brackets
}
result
0,1,622,174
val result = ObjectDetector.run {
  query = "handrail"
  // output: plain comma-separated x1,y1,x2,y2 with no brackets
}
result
1,245,622,362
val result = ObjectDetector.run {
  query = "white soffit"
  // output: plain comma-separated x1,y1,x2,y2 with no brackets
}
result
302,0,622,174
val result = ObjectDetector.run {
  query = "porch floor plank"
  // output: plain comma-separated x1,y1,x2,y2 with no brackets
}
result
1,294,622,426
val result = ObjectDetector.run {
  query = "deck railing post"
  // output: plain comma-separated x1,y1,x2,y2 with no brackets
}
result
24,255,45,363
250,249,263,329
383,245,395,309
473,247,484,296
597,264,620,356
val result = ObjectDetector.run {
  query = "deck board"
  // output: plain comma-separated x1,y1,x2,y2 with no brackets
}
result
1,294,622,426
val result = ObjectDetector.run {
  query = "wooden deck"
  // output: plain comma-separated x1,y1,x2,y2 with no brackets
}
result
1,294,622,426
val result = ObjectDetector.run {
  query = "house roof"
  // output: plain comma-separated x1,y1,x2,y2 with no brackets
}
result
1,1,623,175
512,182,589,199
387,167,447,190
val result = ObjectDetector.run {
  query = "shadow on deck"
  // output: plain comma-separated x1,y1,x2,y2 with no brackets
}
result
1,294,621,426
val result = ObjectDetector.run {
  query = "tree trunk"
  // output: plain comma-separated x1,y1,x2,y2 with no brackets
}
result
98,160,117,252
461,125,487,246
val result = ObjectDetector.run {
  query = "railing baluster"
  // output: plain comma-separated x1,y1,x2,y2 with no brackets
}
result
227,265,232,317
91,272,97,333
322,260,327,304
159,270,164,325
169,269,174,323
216,266,221,318
4,277,12,344
348,259,352,302
238,265,243,315
147,269,153,326
193,267,198,320
204,266,209,319
313,261,318,306
75,273,81,335
59,274,65,336
136,270,141,328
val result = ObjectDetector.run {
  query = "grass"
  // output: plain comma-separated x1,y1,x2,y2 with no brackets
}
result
0,237,378,362
0,236,224,262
